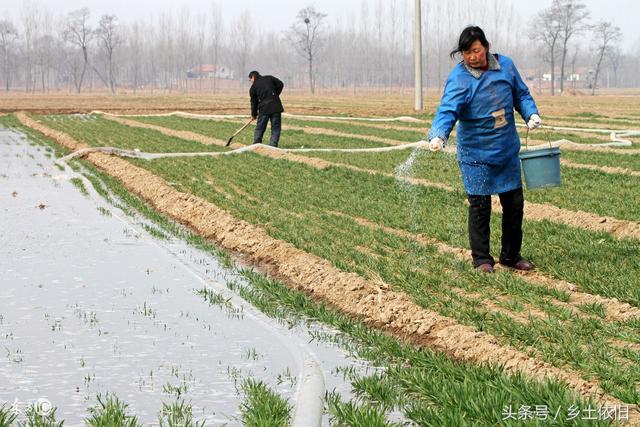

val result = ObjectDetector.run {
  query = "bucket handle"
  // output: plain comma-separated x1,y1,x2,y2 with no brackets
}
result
524,125,553,151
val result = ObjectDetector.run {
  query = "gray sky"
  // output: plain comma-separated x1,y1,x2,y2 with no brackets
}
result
5,0,640,51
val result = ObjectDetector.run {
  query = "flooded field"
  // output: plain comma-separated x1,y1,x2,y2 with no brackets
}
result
0,127,358,425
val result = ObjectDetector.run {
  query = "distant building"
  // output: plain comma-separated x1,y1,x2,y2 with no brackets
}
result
184,64,241,91
187,64,234,80
520,66,598,93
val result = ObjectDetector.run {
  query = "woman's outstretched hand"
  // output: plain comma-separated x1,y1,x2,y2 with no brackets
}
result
429,137,445,152
527,114,542,130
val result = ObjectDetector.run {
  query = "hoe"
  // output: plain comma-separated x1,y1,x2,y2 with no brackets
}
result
226,118,255,146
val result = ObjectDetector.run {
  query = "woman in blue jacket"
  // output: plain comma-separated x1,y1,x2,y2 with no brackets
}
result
428,26,542,273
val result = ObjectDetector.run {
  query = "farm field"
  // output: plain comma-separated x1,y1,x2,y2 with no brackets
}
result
1,93,639,425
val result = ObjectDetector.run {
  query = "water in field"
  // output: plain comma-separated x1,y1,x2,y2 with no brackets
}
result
0,127,363,426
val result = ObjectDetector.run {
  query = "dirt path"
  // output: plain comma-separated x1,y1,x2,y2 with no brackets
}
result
212,117,412,146
102,111,640,154
561,159,640,177
515,200,640,240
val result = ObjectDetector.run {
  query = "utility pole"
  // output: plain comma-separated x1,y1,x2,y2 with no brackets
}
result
414,0,423,111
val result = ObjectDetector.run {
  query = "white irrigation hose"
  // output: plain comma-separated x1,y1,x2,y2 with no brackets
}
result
58,141,431,163
520,126,634,148
57,127,636,164
609,130,640,146
55,158,326,426
515,122,623,134
291,356,324,427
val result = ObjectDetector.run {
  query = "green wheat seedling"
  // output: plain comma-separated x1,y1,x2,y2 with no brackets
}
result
85,394,140,427
238,378,291,427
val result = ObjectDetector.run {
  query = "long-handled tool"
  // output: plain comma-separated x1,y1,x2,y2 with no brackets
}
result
226,117,255,146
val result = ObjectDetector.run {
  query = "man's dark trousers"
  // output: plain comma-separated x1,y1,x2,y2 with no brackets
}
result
254,112,281,147
467,187,524,267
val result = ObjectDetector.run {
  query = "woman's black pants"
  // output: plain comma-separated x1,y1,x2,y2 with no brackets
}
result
467,187,524,267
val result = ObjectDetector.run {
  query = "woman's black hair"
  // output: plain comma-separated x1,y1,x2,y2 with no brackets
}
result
450,26,490,59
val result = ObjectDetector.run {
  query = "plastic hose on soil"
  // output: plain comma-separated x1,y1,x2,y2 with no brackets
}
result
58,141,432,163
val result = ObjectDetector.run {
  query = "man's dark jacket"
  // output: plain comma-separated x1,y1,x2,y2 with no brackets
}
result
250,75,284,117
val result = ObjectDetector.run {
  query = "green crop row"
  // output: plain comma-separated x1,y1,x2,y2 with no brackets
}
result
281,117,426,141
562,150,640,171
131,115,390,150
35,114,226,154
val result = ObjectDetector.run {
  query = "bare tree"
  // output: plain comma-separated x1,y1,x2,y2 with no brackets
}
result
195,14,206,92
569,43,580,91
157,12,175,91
63,8,94,93
607,45,622,88
287,6,327,94
176,6,193,92
0,19,18,91
32,9,55,92
97,15,122,93
231,9,254,85
400,0,409,91
427,1,445,92
530,6,562,95
34,34,55,92
209,1,224,93
374,0,384,88
127,21,142,93
1,0,637,94
21,1,40,92
556,0,590,94
359,1,370,89
591,21,622,95
388,0,397,91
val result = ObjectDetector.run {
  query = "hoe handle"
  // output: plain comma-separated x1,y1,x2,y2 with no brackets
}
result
226,118,255,146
